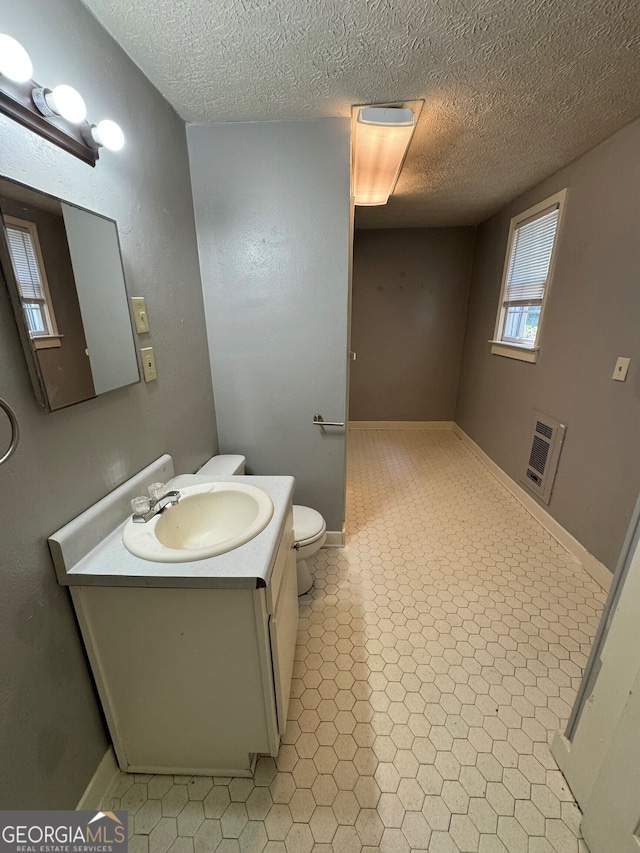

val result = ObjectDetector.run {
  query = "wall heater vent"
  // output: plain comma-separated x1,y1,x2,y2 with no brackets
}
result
521,411,566,505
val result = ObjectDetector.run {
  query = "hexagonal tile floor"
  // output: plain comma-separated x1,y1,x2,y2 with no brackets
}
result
103,429,606,853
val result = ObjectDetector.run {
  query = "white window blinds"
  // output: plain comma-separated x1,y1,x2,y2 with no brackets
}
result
6,224,45,301
504,205,560,304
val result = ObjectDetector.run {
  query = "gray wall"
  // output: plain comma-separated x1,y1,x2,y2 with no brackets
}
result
188,119,351,532
350,228,475,421
0,0,217,807
456,117,640,572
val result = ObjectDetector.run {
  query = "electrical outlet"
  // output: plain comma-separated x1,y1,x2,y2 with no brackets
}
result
141,346,157,382
131,297,150,334
612,356,631,382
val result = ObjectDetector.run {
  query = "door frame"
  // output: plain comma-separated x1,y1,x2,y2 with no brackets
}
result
564,491,640,740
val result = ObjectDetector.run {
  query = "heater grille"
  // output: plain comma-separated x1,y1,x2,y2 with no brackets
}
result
535,420,554,440
521,412,566,505
529,435,550,475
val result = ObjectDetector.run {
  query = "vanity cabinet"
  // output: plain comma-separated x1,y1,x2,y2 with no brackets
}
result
70,508,297,777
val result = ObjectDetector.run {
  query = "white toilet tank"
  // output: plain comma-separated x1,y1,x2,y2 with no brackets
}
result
197,454,246,476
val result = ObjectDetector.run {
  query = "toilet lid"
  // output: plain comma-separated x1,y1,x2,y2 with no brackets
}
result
293,505,326,544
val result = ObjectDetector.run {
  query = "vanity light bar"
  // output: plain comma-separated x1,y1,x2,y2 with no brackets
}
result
0,33,125,166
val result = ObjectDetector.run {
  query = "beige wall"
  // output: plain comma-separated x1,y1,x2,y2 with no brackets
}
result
456,117,640,571
349,228,475,421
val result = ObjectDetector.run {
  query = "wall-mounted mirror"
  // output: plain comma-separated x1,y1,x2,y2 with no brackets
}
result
0,176,140,411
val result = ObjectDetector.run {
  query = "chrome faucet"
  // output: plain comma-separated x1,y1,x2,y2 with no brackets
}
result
131,487,181,523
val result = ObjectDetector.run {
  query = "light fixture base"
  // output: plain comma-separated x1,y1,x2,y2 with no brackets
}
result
357,106,415,127
31,87,55,117
80,122,101,149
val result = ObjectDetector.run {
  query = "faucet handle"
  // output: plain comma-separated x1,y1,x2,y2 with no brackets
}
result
131,496,151,516
148,482,166,500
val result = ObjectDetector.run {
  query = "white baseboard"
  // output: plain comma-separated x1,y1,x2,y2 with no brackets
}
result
324,530,345,547
452,424,612,592
76,747,120,810
349,421,455,430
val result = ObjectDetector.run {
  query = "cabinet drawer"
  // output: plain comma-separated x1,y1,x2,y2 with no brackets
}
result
266,508,294,614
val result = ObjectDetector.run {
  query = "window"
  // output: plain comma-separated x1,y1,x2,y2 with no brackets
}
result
3,215,61,348
491,189,566,363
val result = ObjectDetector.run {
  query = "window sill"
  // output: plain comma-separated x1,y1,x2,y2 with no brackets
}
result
32,335,63,350
489,340,538,363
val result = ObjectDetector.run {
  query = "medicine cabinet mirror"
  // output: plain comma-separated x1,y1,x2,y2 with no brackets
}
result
0,176,140,411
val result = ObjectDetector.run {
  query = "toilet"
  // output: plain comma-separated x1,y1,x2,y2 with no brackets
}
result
292,505,326,595
197,454,246,476
197,454,326,595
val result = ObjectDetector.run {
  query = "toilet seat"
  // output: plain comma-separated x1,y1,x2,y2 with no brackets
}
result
293,505,326,546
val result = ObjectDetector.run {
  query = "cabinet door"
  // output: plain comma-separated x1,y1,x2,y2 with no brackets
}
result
266,510,294,614
269,544,298,735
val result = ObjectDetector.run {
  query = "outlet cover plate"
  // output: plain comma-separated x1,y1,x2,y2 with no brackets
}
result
141,346,157,382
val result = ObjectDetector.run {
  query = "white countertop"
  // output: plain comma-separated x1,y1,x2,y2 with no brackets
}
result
49,463,295,590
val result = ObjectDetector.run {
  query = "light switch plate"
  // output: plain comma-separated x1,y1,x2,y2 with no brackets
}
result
141,346,157,382
612,356,631,382
131,297,150,334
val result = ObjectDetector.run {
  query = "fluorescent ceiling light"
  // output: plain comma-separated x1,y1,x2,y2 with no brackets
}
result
352,106,417,206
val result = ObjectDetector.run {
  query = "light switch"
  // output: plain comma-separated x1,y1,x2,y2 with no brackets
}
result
612,357,631,382
131,297,150,334
141,346,157,382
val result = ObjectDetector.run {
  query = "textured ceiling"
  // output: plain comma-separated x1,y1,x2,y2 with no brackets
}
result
81,0,640,227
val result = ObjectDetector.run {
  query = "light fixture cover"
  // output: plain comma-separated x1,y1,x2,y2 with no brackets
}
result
352,106,416,206
0,34,33,83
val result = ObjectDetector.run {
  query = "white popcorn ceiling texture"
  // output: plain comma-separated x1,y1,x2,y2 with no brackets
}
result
82,0,640,227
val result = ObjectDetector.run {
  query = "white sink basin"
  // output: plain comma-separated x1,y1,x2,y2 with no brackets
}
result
122,482,274,563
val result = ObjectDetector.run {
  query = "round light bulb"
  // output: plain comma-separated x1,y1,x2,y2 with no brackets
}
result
94,119,125,151
47,84,87,123
0,34,33,83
